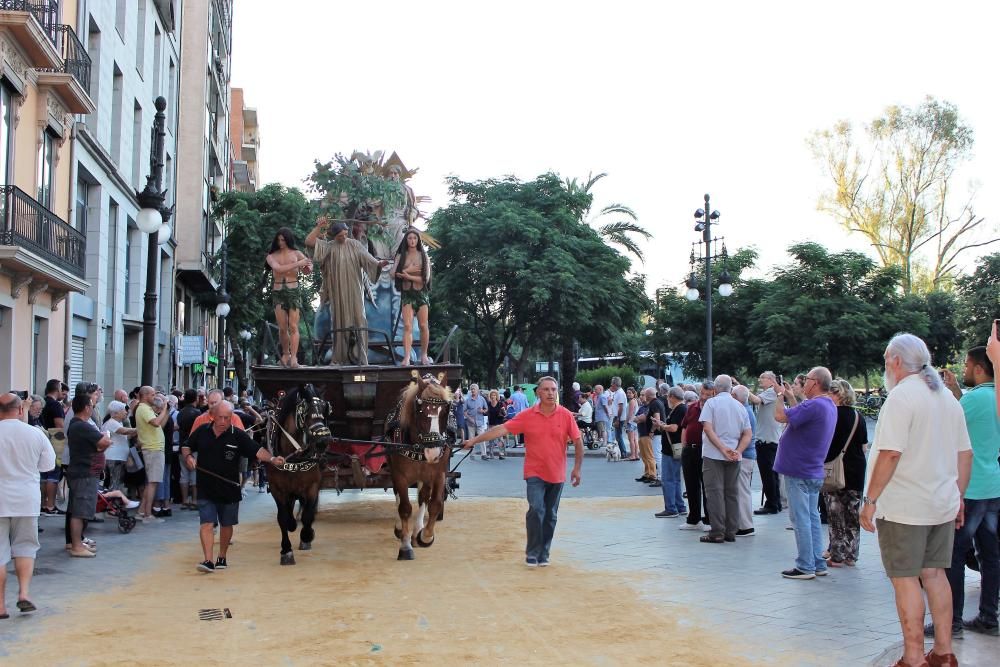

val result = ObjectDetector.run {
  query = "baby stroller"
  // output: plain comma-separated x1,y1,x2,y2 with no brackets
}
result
96,490,139,534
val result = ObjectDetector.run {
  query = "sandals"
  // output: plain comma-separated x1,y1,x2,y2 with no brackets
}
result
700,535,725,544
16,600,36,613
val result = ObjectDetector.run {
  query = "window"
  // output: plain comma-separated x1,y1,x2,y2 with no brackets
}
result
152,25,162,96
74,177,88,231
135,0,146,76
110,64,123,164
86,17,101,112
107,199,118,308
131,100,142,188
36,129,56,208
167,59,176,129
125,221,135,311
115,0,127,39
0,83,13,186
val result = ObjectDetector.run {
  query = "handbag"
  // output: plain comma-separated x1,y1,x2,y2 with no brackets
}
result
664,404,684,460
46,427,66,465
822,411,859,493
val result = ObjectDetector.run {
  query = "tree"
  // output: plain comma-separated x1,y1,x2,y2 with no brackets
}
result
747,243,925,378
564,172,651,261
809,96,997,293
914,291,960,367
955,252,1000,348
428,174,644,390
211,185,319,389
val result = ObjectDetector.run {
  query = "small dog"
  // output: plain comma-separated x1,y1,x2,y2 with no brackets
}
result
605,440,621,462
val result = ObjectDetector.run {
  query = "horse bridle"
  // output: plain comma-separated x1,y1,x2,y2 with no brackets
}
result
266,392,332,470
413,390,450,448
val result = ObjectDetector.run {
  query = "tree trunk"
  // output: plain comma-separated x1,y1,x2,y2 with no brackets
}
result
560,337,576,409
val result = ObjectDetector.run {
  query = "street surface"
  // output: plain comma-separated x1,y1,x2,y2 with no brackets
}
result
1,444,994,665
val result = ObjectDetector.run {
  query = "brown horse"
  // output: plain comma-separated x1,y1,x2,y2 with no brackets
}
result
267,384,332,565
386,373,453,560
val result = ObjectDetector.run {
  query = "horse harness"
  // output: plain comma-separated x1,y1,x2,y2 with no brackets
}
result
387,388,454,462
265,392,332,472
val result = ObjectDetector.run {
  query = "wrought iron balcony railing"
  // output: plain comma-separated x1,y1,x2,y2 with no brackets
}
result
0,185,85,277
41,24,91,92
0,0,59,44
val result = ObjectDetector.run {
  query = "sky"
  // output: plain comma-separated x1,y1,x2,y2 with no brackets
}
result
230,0,999,295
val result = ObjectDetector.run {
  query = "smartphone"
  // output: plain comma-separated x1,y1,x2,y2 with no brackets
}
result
776,374,783,387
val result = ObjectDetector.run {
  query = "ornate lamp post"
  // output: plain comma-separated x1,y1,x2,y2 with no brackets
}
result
136,97,171,387
685,194,733,379
215,242,230,387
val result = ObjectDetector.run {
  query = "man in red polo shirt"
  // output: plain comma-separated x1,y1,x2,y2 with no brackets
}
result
464,376,582,567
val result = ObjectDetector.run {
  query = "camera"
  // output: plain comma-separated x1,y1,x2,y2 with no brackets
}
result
14,390,29,400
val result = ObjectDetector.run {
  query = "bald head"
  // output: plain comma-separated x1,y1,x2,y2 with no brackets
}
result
211,399,234,431
0,392,23,417
139,386,155,404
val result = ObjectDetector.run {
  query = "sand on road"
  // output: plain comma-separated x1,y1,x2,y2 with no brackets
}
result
5,496,759,666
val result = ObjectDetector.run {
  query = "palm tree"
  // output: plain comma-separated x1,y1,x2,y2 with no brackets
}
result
564,172,651,262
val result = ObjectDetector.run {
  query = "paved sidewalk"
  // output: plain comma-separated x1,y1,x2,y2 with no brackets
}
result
556,496,996,666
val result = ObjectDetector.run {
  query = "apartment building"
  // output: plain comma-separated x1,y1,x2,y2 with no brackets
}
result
66,0,181,392
230,86,257,194
173,0,232,389
0,0,94,393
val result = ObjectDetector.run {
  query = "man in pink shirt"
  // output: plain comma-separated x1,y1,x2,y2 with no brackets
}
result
465,376,583,567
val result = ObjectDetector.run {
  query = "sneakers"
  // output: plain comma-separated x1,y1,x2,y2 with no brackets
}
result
678,523,702,531
524,557,538,568
815,569,828,576
197,560,215,573
781,568,816,580
124,500,140,510
754,508,778,515
655,511,680,518
537,558,549,567
701,523,712,532
736,528,755,537
635,476,652,482
647,480,663,488
40,507,59,517
923,621,964,638
215,557,228,570
152,508,172,517
963,616,999,636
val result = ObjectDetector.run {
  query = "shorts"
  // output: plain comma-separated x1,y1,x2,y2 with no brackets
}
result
876,518,955,577
626,422,638,433
197,498,240,528
400,288,429,310
144,450,165,484
179,454,197,485
595,421,607,435
0,516,40,564
67,476,98,521
41,466,62,483
272,287,302,311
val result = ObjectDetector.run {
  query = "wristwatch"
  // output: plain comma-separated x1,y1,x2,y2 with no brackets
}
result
862,495,877,506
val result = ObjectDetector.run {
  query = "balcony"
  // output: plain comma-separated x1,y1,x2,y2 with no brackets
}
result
0,185,87,295
34,24,94,114
0,0,62,68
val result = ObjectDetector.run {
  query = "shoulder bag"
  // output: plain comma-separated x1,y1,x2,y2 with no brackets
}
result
822,410,859,493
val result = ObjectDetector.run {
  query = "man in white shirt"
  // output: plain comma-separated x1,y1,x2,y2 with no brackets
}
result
698,375,752,543
0,393,56,617
860,333,972,667
609,377,629,458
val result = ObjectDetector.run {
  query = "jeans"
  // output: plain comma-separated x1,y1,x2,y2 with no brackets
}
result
737,457,755,531
661,452,685,513
786,476,826,573
703,457,741,539
755,441,781,511
525,477,564,561
946,496,1000,625
681,445,709,525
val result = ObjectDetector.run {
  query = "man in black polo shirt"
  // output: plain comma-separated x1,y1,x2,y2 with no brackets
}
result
181,401,282,572
39,379,67,515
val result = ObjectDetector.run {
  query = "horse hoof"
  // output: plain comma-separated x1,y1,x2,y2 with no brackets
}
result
397,548,415,561
299,541,312,551
280,553,296,566
415,530,435,548
393,526,402,539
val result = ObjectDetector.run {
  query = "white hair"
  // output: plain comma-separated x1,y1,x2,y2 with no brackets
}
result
668,386,685,401
572,382,580,391
714,374,733,393
732,385,750,404
108,400,127,414
683,390,699,403
886,333,942,392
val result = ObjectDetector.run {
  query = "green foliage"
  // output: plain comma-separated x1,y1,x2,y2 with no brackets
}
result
428,173,644,386
306,153,405,246
575,366,641,392
211,184,319,367
916,291,961,366
956,252,1000,348
810,96,996,293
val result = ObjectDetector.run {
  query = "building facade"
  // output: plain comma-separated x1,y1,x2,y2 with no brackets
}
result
229,86,257,194
173,0,232,390
66,0,180,393
0,0,95,393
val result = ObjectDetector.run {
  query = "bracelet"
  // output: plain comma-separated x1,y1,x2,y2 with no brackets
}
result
862,495,877,506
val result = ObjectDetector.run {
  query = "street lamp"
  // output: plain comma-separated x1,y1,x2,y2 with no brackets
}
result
684,193,733,379
136,96,171,387
216,242,230,387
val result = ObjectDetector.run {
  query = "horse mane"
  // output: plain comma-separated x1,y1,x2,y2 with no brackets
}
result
398,379,452,431
275,386,301,427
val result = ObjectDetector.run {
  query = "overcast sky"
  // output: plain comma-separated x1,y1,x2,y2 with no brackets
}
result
230,0,998,294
